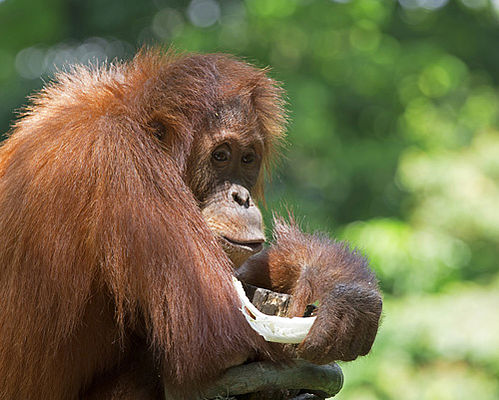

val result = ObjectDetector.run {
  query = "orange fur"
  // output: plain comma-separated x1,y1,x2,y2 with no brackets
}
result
0,49,285,399
237,216,382,364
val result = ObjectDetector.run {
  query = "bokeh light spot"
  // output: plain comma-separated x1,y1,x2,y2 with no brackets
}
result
399,0,448,10
152,8,184,39
15,47,46,80
418,65,451,98
461,0,487,9
350,20,381,52
246,0,297,18
187,0,220,28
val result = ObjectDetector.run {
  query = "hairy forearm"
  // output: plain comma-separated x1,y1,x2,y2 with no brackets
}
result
238,217,382,363
238,217,378,298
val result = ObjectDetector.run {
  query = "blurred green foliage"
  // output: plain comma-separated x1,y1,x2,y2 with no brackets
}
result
1,0,499,398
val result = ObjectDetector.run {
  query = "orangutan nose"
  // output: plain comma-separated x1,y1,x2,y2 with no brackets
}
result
230,185,251,208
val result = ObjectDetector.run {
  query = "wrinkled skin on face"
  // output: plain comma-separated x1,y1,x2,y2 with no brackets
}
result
202,182,265,267
181,92,269,268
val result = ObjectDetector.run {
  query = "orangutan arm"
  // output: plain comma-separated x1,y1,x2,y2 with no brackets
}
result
236,217,382,363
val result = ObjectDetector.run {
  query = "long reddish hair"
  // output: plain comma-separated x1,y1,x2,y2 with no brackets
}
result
0,49,286,399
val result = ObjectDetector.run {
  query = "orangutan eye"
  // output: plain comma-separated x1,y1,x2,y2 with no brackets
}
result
241,152,255,164
212,145,231,163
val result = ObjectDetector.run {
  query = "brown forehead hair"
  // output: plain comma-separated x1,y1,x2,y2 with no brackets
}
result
131,49,287,199
15,48,287,199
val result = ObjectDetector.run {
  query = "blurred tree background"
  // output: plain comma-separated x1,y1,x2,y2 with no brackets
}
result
1,0,499,399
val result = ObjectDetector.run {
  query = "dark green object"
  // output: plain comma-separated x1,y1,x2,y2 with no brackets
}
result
198,360,343,399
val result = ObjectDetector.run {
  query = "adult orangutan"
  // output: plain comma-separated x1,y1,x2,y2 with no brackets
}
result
0,49,382,400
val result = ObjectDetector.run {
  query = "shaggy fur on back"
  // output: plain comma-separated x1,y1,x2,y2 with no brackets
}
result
0,49,286,399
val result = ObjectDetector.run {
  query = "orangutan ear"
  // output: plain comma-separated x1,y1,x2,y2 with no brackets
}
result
147,116,191,173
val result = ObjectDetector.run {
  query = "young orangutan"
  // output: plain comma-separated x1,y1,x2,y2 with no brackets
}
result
0,49,382,399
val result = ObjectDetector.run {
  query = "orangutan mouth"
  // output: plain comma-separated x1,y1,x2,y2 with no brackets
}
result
222,236,264,253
